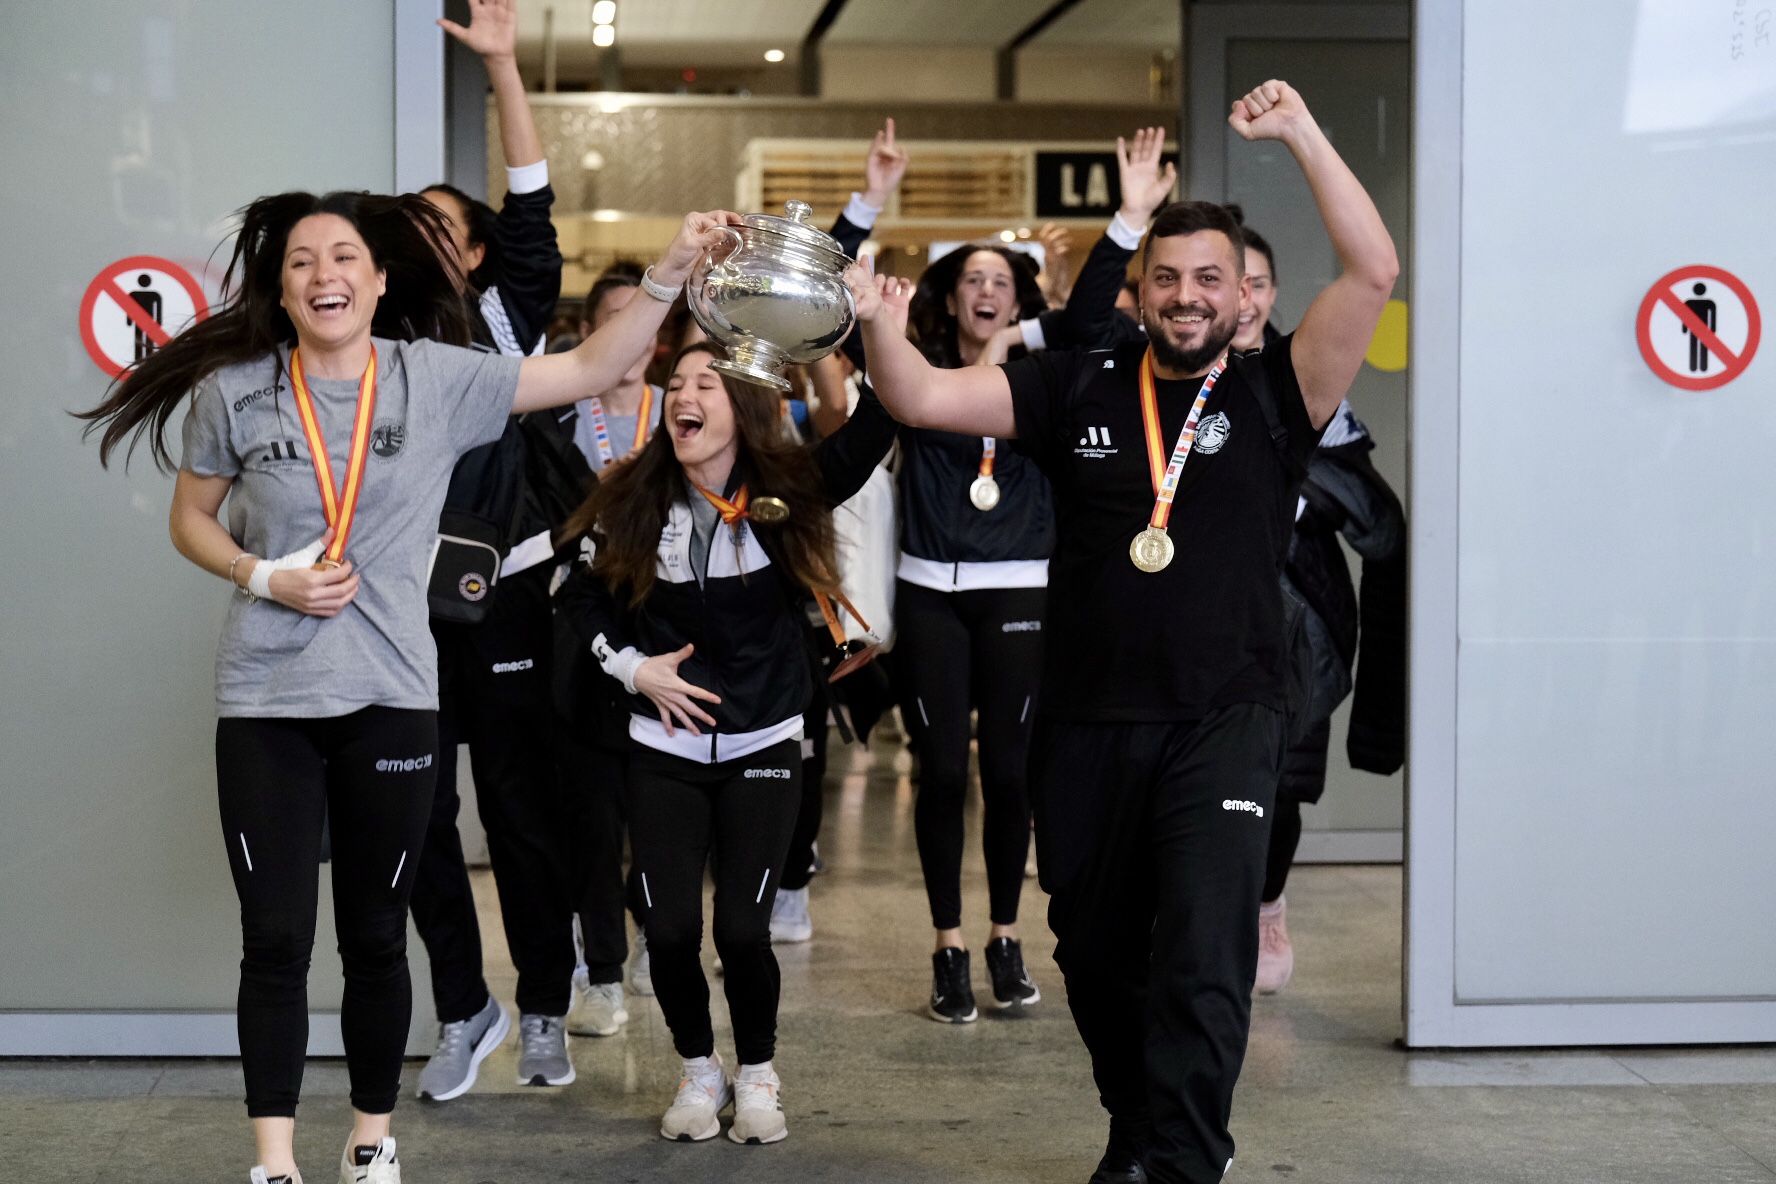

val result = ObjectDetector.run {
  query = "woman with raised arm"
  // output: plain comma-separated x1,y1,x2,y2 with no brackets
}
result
78,188,734,1184
891,240,1058,1024
553,340,896,1148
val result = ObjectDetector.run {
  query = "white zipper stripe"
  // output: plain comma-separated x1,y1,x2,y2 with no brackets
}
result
390,850,407,888
239,833,253,872
641,872,654,908
1020,695,1031,723
917,697,930,727
756,869,772,904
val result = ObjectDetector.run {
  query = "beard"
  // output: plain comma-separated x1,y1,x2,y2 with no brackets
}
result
1143,303,1238,375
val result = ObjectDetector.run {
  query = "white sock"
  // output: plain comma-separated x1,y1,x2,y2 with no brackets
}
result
738,1060,776,1082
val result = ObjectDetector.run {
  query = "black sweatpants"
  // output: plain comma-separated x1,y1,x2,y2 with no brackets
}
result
781,630,832,894
411,566,576,1020
216,706,437,1118
626,738,803,1065
1031,704,1284,1184
1263,716,1331,903
557,725,641,985
895,580,1044,930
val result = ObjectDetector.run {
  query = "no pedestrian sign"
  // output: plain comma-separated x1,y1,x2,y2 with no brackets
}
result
79,256,209,379
1636,265,1761,392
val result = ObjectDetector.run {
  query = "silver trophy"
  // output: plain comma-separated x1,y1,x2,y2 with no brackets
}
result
687,200,857,392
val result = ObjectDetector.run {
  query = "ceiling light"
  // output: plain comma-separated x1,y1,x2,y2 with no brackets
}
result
592,23,615,47
764,48,786,63
999,229,1017,243
591,0,616,23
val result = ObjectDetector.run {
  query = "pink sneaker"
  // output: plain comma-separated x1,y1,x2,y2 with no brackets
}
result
1255,896,1294,995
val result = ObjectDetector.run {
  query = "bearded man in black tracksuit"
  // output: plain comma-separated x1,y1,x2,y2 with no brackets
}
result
848,80,1400,1184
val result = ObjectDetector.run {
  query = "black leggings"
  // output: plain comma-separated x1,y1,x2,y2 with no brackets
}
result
558,726,643,985
215,706,437,1118
894,580,1044,931
626,738,802,1065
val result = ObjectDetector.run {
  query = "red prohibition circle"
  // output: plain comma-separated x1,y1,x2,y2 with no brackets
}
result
1635,264,1761,393
79,255,210,380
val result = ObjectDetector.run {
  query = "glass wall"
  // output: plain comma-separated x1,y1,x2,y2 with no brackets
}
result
0,1,423,1053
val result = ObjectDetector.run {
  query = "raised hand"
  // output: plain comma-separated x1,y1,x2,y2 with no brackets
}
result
634,643,722,736
1036,221,1074,305
655,209,745,285
1229,79,1314,144
862,117,909,208
1116,126,1177,223
438,0,518,63
874,272,914,336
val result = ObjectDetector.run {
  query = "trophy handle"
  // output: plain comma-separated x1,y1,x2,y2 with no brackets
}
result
703,224,744,276
688,225,745,339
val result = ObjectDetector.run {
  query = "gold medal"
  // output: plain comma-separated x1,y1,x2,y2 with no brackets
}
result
969,475,1001,511
1129,526,1174,573
750,495,791,525
1131,349,1225,575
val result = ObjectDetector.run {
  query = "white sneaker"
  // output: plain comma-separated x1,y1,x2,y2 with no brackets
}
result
569,980,629,1037
1255,895,1294,995
630,930,655,997
250,1169,301,1184
769,886,812,944
338,1137,399,1184
660,1054,732,1141
728,1061,787,1145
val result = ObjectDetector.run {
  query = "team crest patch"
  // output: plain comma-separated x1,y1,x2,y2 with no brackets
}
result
371,420,405,458
1193,411,1231,455
458,573,489,602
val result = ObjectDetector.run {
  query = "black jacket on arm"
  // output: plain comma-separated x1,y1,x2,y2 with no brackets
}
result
1034,227,1145,351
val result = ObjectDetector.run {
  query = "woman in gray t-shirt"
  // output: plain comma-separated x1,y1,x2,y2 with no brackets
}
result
80,187,736,1184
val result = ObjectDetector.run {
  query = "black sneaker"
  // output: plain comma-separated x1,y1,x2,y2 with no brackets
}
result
984,936,1041,1009
927,947,978,1023
1087,1117,1151,1183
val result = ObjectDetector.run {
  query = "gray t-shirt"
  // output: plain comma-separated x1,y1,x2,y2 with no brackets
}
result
571,386,663,473
179,337,521,717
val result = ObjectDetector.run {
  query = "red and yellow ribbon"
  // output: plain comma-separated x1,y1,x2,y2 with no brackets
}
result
1137,347,1224,532
288,346,378,566
694,482,752,526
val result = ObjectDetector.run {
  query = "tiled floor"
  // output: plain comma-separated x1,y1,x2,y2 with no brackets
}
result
4,737,1774,1182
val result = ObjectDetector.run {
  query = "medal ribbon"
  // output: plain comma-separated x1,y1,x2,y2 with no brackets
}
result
1138,348,1225,532
979,437,996,480
588,388,654,467
814,587,872,650
695,483,752,526
288,346,378,565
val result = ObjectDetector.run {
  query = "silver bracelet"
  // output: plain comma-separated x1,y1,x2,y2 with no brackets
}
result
228,553,258,601
640,266,683,304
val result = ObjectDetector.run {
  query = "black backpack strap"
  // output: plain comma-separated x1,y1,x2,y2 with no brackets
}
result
1232,349,1301,481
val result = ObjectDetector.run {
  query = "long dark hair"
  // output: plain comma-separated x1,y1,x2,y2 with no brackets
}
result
76,191,470,470
563,343,841,607
908,245,1047,368
421,183,502,289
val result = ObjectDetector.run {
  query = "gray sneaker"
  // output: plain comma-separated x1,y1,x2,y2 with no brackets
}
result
630,929,655,997
569,980,629,1037
517,1013,575,1086
417,995,509,1102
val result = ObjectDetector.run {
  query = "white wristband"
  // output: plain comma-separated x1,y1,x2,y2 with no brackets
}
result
247,560,274,600
611,647,647,695
640,267,682,304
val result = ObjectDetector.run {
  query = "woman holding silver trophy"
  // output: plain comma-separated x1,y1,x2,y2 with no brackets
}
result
552,205,899,1146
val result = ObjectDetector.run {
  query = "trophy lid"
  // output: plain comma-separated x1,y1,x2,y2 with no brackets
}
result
740,200,848,263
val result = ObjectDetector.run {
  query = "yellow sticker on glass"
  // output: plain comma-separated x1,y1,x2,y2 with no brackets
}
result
1365,299,1408,372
